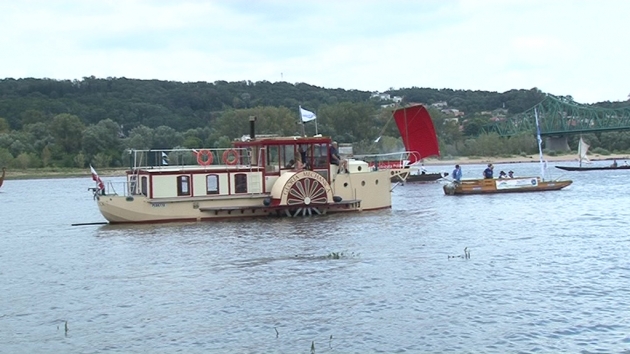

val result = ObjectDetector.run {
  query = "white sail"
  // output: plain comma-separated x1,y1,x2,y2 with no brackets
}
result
578,137,590,165
534,108,546,181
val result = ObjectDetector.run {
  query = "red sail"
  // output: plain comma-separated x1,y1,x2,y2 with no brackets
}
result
393,105,440,164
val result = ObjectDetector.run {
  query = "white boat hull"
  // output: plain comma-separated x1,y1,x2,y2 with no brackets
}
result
97,168,394,224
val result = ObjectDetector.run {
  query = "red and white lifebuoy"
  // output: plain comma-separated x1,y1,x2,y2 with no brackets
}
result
196,149,213,166
222,149,240,165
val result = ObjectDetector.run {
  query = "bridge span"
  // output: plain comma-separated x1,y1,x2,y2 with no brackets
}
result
491,94,630,151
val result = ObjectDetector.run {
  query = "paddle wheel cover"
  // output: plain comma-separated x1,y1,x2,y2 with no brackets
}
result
276,171,333,206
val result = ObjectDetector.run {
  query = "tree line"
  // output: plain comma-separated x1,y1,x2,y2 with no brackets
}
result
0,77,629,169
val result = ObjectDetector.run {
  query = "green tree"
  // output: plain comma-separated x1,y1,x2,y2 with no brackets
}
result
463,115,491,137
0,148,12,167
124,125,154,150
42,145,52,167
74,151,86,168
24,122,54,153
153,125,183,149
15,152,32,169
0,118,9,133
82,119,121,157
50,113,85,153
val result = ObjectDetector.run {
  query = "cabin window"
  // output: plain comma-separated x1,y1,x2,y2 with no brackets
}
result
141,176,148,196
313,143,328,169
234,173,247,194
177,175,191,196
266,146,279,173
281,145,297,169
206,174,219,195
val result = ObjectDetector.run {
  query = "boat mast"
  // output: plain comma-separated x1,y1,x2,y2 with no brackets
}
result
577,135,590,168
534,108,546,181
404,108,410,164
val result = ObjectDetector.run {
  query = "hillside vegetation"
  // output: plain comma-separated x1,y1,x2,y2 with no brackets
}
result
0,77,629,169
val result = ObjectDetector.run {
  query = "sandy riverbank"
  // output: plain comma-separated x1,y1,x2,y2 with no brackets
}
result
3,153,629,180
422,153,630,167
3,168,127,180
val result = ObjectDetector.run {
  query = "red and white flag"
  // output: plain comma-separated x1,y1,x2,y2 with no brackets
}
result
90,165,105,190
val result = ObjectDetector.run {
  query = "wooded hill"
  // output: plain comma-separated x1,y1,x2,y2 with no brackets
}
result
0,77,628,169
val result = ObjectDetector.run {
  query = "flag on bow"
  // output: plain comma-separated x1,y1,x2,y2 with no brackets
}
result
299,106,317,122
90,165,105,190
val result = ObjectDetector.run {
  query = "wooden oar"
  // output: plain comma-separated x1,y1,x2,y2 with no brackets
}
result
71,222,109,226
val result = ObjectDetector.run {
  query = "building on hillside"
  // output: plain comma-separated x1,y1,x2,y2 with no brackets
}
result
441,108,464,117
431,101,448,108
371,92,402,103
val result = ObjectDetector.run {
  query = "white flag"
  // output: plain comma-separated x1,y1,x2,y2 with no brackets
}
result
299,106,317,122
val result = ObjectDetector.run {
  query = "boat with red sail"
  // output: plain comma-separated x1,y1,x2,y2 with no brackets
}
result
381,105,447,183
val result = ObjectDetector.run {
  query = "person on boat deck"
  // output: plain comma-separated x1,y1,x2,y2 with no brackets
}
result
611,159,618,167
452,164,462,183
483,164,494,179
298,145,307,166
419,163,427,175
329,142,348,173
498,170,507,179
294,155,304,171
508,170,514,178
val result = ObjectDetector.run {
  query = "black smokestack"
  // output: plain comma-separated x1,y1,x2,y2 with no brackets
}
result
249,116,257,140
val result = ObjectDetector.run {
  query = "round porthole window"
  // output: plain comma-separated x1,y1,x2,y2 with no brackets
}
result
361,181,366,186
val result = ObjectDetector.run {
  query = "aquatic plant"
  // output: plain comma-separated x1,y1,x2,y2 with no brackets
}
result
448,247,471,259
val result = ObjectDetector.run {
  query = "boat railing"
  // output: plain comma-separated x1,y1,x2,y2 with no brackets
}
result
353,151,421,170
126,147,254,169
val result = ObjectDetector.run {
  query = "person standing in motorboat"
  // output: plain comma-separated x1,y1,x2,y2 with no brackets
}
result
452,164,462,183
419,163,427,175
508,170,514,178
483,164,494,179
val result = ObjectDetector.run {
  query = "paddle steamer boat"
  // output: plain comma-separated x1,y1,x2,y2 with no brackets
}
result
91,117,409,224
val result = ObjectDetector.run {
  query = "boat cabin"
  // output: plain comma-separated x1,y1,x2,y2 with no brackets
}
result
119,135,352,200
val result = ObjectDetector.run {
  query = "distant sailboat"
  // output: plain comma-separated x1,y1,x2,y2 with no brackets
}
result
555,137,630,171
577,137,590,167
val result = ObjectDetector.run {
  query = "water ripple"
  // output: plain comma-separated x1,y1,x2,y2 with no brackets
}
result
1,169,630,352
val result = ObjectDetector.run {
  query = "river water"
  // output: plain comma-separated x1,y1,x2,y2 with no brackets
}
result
1,162,629,353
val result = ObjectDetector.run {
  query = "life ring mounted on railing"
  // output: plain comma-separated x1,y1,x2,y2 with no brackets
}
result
222,149,240,165
196,149,214,166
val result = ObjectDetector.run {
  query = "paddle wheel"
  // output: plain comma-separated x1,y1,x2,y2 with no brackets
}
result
270,170,334,217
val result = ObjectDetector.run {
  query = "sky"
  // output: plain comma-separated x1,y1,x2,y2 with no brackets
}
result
1,0,628,104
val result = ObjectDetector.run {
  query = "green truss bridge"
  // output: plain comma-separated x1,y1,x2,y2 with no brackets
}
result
491,94,630,150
